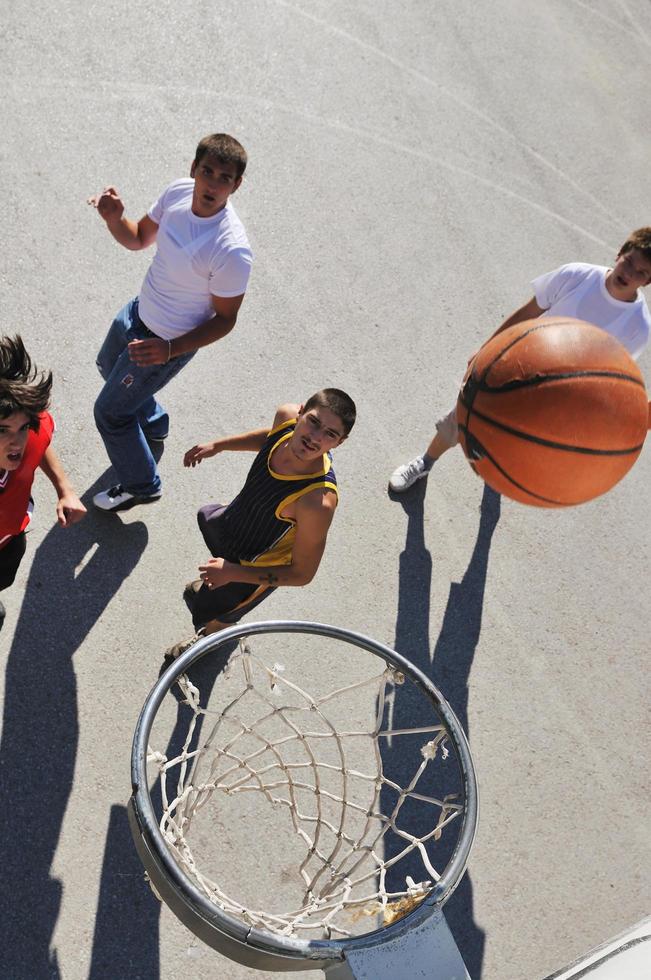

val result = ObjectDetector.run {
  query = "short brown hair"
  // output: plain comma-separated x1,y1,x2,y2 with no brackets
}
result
0,335,52,428
194,133,247,179
303,388,356,436
618,227,651,263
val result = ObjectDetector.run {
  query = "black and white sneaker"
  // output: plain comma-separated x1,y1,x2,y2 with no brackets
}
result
92,484,162,512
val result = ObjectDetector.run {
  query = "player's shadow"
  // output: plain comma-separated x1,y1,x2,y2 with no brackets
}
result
89,803,161,980
88,637,240,978
145,636,241,822
151,636,242,815
0,474,148,980
382,480,501,979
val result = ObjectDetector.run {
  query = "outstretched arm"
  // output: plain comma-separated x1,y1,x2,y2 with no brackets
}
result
198,488,337,588
490,296,545,339
184,427,271,466
465,296,546,366
87,186,158,251
184,403,301,467
39,447,87,527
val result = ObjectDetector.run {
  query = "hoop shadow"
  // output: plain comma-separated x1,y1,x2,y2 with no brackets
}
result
0,474,148,980
382,480,501,978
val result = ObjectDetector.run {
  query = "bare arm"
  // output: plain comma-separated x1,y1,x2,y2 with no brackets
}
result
171,293,245,356
464,296,546,366
87,186,158,251
490,296,545,339
39,446,87,527
128,293,245,367
271,403,301,428
184,427,270,466
184,403,300,467
198,488,337,588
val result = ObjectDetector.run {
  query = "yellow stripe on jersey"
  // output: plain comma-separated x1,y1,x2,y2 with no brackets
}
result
267,417,297,438
267,428,332,481
240,481,338,567
274,481,339,520
240,527,295,567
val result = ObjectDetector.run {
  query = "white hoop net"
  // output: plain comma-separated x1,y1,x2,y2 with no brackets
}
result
146,635,467,941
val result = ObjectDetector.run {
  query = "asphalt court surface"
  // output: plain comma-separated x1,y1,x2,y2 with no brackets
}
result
1,1,650,977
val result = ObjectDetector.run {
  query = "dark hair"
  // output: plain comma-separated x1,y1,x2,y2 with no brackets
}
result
619,227,651,263
0,335,52,428
303,388,357,436
194,133,248,179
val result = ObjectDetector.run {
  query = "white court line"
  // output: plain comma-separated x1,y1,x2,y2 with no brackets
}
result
1,74,617,252
292,105,616,250
74,542,99,578
616,0,651,46
571,0,651,48
271,0,625,227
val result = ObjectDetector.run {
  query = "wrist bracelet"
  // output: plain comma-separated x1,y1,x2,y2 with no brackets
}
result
166,340,172,363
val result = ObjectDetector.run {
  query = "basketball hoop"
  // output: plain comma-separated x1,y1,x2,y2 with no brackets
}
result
128,621,478,976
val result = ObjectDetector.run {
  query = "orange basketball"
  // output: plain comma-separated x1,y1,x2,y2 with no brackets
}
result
456,317,648,507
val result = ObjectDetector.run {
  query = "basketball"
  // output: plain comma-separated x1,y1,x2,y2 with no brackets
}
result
456,317,648,507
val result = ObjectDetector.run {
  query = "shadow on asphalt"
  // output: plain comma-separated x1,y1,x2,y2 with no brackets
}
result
383,478,501,979
89,637,240,978
89,804,160,980
24,477,500,980
0,474,148,980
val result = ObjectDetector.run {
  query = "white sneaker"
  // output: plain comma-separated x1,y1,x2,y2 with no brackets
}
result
92,484,161,512
388,456,430,492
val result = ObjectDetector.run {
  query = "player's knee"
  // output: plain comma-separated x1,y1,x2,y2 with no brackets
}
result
93,394,132,432
435,409,459,448
96,355,111,381
93,395,111,429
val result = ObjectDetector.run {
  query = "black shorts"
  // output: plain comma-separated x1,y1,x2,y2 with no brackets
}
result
187,503,275,628
0,532,27,592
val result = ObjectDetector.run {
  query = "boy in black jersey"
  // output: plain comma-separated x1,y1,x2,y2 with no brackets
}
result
166,388,356,658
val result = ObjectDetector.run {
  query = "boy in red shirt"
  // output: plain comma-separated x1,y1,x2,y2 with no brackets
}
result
0,336,86,629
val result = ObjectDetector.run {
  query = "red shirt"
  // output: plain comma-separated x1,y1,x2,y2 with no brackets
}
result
0,411,54,547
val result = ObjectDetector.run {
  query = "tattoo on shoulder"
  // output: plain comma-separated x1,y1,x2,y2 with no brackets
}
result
259,570,279,585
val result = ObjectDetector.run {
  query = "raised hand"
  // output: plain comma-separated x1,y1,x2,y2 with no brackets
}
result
87,185,125,223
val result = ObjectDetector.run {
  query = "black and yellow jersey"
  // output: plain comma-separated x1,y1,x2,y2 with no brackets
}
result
217,418,338,567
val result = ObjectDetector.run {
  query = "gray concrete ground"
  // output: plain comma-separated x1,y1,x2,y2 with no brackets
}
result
1,1,650,977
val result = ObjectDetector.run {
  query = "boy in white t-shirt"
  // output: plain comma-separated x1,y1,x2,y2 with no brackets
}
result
88,133,253,511
389,227,651,493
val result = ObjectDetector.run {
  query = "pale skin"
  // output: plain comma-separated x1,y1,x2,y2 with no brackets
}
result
423,247,651,461
0,411,86,527
184,403,347,632
87,155,245,365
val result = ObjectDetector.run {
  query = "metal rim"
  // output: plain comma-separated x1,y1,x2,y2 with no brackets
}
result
129,620,479,966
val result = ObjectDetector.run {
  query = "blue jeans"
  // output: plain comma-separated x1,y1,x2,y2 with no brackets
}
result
94,298,194,496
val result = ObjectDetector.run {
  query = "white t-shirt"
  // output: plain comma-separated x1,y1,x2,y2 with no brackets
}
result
532,263,650,360
138,179,253,339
